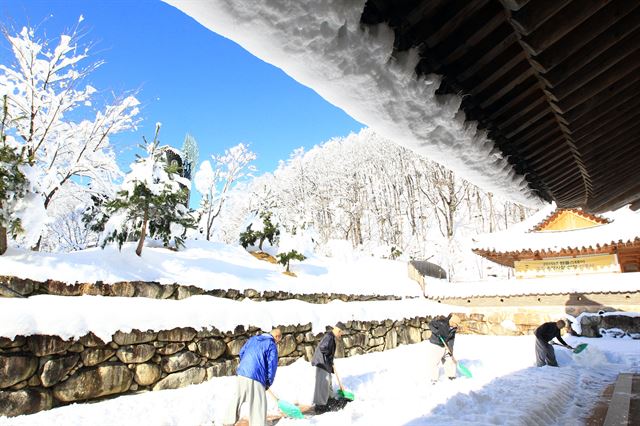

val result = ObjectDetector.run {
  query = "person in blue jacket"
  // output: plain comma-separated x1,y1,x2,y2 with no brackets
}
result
222,328,282,426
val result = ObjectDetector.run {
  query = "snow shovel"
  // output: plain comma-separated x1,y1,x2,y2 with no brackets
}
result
573,343,588,354
267,389,304,419
552,342,588,354
439,336,472,378
334,367,355,401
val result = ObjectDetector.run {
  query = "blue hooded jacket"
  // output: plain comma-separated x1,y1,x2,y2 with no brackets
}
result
236,334,279,389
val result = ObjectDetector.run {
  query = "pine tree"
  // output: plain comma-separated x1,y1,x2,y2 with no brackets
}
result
276,249,306,273
0,95,28,255
101,125,195,256
238,211,280,251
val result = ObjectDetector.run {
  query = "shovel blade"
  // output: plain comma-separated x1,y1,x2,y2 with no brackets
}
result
573,343,588,354
278,400,304,419
337,389,355,401
457,362,473,378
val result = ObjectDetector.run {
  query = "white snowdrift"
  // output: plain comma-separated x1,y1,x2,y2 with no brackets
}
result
0,240,423,298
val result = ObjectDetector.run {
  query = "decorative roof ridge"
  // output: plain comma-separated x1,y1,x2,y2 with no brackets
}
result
529,208,610,232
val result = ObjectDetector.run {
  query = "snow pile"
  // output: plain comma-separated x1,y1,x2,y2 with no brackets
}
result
0,295,452,341
473,204,640,253
3,335,637,425
0,240,424,297
163,0,543,208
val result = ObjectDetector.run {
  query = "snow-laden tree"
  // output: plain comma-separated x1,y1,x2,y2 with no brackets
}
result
101,125,195,256
0,22,140,249
217,128,536,280
195,143,256,240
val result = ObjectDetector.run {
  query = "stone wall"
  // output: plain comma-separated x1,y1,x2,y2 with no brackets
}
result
0,276,404,303
0,316,434,417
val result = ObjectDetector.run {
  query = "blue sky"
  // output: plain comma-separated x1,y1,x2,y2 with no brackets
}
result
0,0,363,202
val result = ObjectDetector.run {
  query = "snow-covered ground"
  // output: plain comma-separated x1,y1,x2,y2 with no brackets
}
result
2,334,637,426
0,240,423,297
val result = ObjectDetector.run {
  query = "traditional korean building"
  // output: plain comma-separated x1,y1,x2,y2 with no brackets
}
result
473,205,640,279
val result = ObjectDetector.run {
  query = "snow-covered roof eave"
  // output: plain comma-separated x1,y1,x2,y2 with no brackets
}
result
162,0,545,208
472,205,640,254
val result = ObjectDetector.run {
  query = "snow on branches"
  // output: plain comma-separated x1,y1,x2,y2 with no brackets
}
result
101,125,195,257
194,142,256,240
0,22,140,249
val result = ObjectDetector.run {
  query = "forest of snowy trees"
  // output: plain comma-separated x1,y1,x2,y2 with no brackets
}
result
0,22,537,281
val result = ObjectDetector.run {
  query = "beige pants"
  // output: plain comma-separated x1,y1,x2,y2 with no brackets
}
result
426,343,456,382
222,376,267,426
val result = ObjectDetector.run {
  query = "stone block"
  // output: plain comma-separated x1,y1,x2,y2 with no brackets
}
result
277,335,297,357
152,367,205,391
134,363,161,386
161,351,200,373
27,335,72,357
53,364,133,402
113,330,157,346
79,332,106,348
196,339,226,360
116,344,155,364
157,327,197,342
226,337,247,357
40,354,79,387
0,353,38,389
0,389,52,417
0,336,25,349
157,343,185,356
81,348,116,367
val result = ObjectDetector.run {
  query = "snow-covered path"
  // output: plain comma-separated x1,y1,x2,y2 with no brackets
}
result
2,335,637,426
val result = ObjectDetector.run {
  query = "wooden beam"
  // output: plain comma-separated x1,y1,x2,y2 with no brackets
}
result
588,181,640,213
556,56,640,113
457,32,519,82
470,54,529,97
569,79,640,134
479,67,534,109
574,105,640,148
496,96,546,130
509,114,558,146
552,42,640,101
528,2,639,73
502,100,551,138
542,10,640,86
440,13,506,70
499,0,530,12
562,70,640,122
425,0,490,48
508,0,571,36
519,0,611,56
486,78,539,121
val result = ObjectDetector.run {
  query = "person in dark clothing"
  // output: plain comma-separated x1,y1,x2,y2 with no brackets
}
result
535,319,573,367
311,322,346,412
427,314,457,383
223,328,282,426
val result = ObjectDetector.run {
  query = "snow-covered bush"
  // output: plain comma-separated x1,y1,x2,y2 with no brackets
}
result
239,211,280,252
101,126,195,256
276,250,306,273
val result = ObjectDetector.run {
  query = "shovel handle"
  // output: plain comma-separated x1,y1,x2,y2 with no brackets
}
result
267,388,279,401
333,366,344,391
439,336,458,364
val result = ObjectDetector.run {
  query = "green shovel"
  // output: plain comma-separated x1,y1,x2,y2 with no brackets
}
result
439,336,472,378
268,389,304,419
